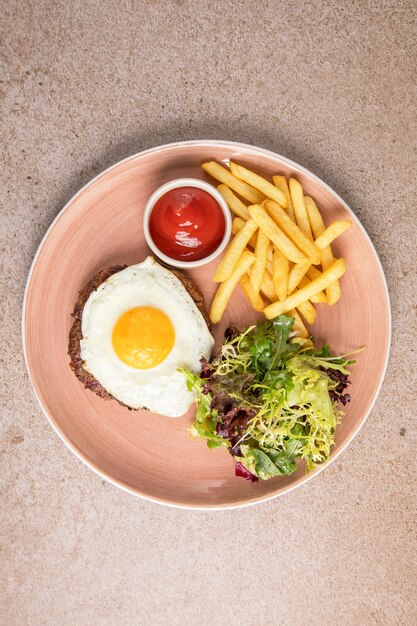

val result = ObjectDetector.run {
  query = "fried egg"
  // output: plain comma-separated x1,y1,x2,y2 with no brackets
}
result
80,257,214,417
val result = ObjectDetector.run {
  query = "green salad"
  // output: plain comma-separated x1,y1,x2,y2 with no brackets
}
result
182,315,356,481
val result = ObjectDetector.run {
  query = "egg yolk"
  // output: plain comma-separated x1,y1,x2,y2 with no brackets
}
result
112,306,175,369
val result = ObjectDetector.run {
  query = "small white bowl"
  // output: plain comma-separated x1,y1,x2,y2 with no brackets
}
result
143,178,232,269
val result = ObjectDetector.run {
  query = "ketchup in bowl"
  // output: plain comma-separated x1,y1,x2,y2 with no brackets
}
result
149,186,226,261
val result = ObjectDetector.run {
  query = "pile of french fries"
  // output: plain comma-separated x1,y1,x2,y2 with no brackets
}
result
203,161,352,338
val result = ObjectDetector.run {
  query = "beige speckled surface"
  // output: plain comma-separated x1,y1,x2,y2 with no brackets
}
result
1,1,416,624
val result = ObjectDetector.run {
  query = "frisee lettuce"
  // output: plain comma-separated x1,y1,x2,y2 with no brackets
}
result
181,315,356,480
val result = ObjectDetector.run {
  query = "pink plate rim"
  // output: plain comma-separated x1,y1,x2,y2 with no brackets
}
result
22,140,392,510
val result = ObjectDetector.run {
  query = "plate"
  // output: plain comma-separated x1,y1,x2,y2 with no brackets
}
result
23,140,391,509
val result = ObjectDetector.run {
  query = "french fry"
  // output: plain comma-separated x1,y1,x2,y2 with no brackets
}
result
250,230,270,294
264,200,321,264
304,195,326,239
273,249,289,301
232,216,246,232
299,276,327,303
248,205,307,264
306,266,322,281
217,184,250,220
314,220,352,250
288,261,311,294
229,162,287,208
260,270,277,302
202,162,264,205
232,217,258,249
296,300,317,324
263,258,347,318
310,293,327,304
213,219,258,282
289,178,314,241
305,195,340,305
210,251,255,323
273,175,296,221
239,274,265,312
323,262,341,305
288,308,309,338
266,242,274,271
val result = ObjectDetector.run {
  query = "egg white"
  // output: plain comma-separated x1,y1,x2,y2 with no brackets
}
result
80,257,214,417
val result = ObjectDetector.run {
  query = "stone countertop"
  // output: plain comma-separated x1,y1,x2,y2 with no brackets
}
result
1,1,416,624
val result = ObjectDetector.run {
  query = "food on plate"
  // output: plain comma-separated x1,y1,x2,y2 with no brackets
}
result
306,265,323,281
68,160,351,424
287,261,311,293
289,178,313,241
272,175,295,221
298,276,327,303
272,249,289,302
264,200,321,264
229,162,287,208
288,177,314,240
213,219,258,282
68,256,214,417
304,195,340,305
148,186,225,262
201,161,264,204
263,258,347,318
248,204,307,263
313,220,352,250
231,216,257,249
260,270,277,303
210,251,255,324
288,309,308,338
295,298,317,324
217,184,250,220
239,274,265,312
250,230,270,295
183,315,355,481
202,161,352,325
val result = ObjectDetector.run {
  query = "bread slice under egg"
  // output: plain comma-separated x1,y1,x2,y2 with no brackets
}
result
68,264,211,410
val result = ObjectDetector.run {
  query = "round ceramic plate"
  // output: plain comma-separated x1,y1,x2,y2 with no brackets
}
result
23,140,390,509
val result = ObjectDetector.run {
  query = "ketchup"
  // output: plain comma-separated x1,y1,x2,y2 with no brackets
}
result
149,186,225,261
